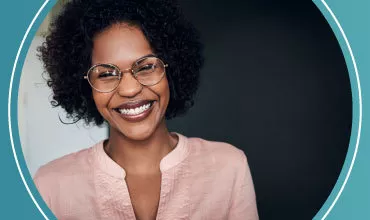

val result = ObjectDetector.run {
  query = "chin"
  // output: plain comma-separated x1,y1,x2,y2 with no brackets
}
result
112,123,157,141
124,129,154,141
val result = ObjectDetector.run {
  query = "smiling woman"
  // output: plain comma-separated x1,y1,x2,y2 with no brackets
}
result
32,0,258,219
90,26,171,141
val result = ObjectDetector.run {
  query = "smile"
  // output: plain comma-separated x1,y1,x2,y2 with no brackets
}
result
114,100,155,122
118,102,153,115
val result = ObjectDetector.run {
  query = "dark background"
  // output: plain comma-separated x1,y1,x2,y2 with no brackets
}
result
168,0,352,219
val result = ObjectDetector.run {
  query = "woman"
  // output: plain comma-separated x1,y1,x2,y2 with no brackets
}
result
34,0,259,219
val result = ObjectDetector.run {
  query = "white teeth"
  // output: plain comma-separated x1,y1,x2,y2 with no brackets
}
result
118,102,152,115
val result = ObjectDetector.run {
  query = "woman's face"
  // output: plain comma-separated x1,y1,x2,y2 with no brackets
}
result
91,23,170,141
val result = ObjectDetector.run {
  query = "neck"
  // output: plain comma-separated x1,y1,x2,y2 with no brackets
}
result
105,120,178,175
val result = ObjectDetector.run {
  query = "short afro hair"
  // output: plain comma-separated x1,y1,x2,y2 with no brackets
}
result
39,0,204,125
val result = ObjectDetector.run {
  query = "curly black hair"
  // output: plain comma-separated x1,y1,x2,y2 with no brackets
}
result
39,0,204,125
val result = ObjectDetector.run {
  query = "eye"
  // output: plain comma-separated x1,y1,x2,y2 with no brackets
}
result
98,70,119,78
136,64,155,73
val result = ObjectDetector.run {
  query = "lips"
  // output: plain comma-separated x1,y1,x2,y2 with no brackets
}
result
114,100,155,122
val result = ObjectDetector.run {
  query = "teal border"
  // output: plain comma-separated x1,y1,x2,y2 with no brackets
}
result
8,0,57,219
312,0,362,219
2,0,369,219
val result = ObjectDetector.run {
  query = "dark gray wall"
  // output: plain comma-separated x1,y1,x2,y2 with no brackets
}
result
168,0,352,219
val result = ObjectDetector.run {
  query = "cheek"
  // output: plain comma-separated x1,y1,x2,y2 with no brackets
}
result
160,78,171,107
92,92,111,114
150,77,170,116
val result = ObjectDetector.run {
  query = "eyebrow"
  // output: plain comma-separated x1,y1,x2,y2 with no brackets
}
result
90,53,157,69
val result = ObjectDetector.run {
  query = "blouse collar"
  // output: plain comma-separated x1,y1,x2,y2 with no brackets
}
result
93,132,189,179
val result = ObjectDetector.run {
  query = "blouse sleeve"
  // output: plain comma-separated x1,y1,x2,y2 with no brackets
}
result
33,167,52,208
228,151,259,220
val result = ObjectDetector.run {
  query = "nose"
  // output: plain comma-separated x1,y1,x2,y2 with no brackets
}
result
116,71,143,97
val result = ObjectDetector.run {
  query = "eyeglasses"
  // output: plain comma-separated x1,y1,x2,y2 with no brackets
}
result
84,55,168,93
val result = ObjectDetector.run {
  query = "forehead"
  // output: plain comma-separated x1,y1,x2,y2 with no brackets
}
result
91,23,153,66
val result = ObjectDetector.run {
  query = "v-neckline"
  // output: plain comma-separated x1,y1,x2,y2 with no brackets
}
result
92,132,189,220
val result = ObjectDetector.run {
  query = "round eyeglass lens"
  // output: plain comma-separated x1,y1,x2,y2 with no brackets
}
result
133,57,166,86
87,64,121,92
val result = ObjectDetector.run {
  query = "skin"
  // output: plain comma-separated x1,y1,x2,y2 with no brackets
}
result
91,23,178,220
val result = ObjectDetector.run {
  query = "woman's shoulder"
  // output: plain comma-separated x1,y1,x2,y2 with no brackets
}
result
33,142,101,185
186,136,248,168
188,136,245,156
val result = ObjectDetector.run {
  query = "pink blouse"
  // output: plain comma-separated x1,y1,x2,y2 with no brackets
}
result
33,133,259,220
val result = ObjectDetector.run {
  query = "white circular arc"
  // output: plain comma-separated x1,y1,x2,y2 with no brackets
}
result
7,1,363,220
319,0,362,219
8,0,50,219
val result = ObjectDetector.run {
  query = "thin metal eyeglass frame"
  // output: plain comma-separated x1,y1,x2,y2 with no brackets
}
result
84,56,168,93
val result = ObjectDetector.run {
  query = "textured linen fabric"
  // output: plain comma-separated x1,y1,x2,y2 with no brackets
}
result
34,133,259,220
